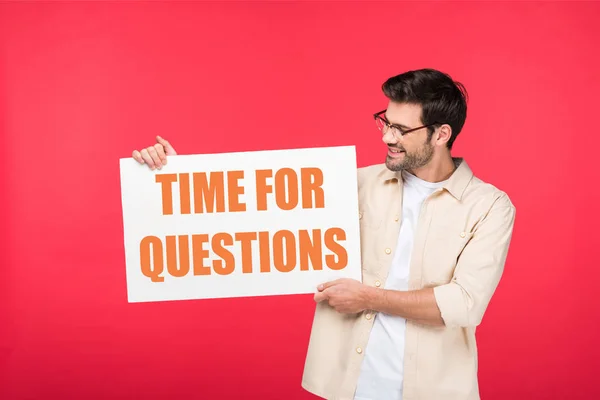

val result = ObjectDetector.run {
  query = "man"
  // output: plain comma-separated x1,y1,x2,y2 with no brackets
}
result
132,68,515,400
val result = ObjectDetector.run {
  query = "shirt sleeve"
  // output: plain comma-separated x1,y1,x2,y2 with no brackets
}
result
433,195,516,328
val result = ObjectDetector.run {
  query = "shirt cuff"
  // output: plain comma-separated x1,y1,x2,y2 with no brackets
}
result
433,283,471,328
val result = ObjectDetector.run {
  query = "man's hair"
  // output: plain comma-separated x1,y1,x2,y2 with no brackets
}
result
381,68,468,149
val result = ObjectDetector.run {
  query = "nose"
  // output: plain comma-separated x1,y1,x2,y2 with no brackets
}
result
382,128,399,145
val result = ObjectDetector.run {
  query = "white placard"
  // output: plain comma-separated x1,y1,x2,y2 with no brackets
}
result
119,146,362,303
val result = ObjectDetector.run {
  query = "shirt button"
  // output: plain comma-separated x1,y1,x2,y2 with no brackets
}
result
385,248,391,254
365,313,372,320
375,280,381,287
356,347,363,354
394,215,399,222
460,232,466,238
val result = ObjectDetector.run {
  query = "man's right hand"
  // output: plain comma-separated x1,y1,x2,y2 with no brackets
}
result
132,136,177,170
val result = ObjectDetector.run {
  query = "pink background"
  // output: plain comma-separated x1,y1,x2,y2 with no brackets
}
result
1,2,599,399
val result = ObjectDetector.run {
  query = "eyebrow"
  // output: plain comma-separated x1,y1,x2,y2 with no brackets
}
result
384,113,411,130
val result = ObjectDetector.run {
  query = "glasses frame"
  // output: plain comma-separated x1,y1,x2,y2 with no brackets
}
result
373,109,442,137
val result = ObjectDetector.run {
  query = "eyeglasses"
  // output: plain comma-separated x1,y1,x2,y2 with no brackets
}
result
373,109,440,138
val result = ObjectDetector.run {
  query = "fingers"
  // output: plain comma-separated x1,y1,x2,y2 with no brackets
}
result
156,135,177,155
153,143,167,166
138,149,154,169
314,289,353,314
318,279,343,292
138,147,162,170
132,150,145,164
132,138,171,171
314,290,329,303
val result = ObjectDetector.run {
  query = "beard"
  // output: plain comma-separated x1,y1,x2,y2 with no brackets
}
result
386,139,434,172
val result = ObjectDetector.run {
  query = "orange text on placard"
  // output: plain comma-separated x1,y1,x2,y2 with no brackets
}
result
155,167,324,215
139,228,347,282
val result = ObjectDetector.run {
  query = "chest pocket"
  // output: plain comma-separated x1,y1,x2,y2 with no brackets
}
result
359,207,382,229
422,224,474,284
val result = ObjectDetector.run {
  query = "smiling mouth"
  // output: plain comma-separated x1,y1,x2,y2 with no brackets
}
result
388,148,405,153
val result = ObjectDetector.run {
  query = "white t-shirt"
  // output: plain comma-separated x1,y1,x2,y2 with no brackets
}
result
354,170,448,400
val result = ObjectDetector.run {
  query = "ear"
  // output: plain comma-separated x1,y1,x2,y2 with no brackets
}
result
435,124,452,147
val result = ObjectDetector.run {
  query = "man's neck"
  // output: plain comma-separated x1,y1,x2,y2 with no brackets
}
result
407,154,456,183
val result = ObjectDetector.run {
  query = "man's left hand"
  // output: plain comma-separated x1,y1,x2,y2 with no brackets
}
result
314,278,374,314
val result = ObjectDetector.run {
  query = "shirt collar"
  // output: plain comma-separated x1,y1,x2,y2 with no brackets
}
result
379,157,473,200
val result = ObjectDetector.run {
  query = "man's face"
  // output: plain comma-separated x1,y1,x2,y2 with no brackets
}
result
382,102,434,172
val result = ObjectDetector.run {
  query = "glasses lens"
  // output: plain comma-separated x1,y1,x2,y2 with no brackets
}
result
375,117,386,132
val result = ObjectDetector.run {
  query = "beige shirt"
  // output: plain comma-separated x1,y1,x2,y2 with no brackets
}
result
301,158,516,400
